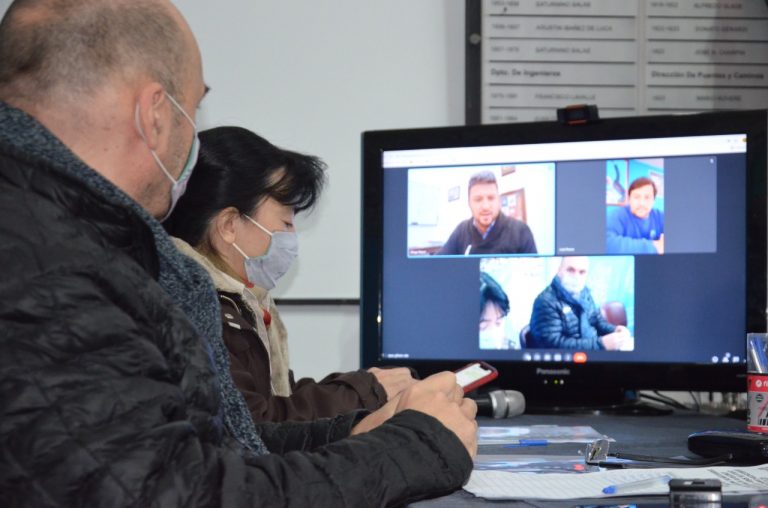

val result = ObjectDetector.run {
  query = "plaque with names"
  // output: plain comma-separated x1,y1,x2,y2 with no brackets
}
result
471,0,768,123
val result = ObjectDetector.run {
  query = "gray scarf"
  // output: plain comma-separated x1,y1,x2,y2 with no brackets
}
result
0,102,267,455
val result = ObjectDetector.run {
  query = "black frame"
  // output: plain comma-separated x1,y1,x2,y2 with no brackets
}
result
360,110,767,403
465,0,482,125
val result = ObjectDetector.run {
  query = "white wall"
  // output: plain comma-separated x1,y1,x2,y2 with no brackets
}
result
174,1,466,378
177,1,466,301
277,305,361,380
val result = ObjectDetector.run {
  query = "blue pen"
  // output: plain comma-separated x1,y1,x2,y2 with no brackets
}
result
504,439,548,448
749,335,768,373
602,474,672,495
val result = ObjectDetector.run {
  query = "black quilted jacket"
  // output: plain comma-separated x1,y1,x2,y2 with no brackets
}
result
0,103,472,507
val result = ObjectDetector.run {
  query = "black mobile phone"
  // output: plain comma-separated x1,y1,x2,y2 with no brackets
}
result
669,479,722,505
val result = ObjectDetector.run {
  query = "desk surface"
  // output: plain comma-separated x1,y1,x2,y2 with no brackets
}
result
413,411,748,507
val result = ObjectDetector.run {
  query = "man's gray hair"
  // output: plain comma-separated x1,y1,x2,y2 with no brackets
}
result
0,0,187,103
468,170,497,197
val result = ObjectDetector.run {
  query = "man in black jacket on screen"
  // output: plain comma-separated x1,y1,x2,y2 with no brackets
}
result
0,0,477,506
438,171,537,256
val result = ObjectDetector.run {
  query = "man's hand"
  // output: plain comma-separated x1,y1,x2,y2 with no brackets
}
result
350,394,400,436
613,325,630,337
395,372,478,457
600,331,628,350
653,233,664,254
368,366,418,400
351,372,478,458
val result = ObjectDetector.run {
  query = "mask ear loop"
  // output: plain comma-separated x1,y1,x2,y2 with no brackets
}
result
232,242,250,260
231,242,256,288
242,215,274,237
164,92,197,128
239,215,275,259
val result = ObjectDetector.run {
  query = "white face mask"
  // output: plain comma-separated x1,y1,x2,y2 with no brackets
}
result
231,216,298,290
560,273,584,296
134,92,199,221
479,325,506,349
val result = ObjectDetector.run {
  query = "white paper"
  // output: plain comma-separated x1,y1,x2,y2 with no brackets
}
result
464,464,768,500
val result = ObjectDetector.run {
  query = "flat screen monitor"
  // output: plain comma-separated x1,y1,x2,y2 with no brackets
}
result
361,110,767,407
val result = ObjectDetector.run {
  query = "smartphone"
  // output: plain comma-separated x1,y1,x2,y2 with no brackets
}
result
669,479,722,505
455,361,498,393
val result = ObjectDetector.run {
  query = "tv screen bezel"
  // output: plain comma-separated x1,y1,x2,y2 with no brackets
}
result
361,110,767,400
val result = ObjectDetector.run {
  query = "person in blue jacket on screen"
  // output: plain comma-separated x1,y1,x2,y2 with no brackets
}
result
528,257,630,350
606,176,665,254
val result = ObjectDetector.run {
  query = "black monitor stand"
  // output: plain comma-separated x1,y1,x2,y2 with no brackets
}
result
481,385,674,416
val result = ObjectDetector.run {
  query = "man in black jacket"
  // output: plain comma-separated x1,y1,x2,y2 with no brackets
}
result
439,171,537,256
528,257,631,350
0,1,477,506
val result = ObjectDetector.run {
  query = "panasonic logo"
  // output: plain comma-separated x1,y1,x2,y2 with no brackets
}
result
535,368,571,376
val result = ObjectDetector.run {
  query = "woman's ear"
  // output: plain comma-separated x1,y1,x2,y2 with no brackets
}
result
213,207,241,244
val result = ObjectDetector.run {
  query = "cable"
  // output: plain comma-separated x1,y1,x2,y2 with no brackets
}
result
653,390,689,410
638,392,688,410
596,454,733,469
689,391,701,412
611,451,732,465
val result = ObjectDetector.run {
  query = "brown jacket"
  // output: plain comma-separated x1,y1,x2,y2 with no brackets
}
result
219,292,388,422
172,236,388,422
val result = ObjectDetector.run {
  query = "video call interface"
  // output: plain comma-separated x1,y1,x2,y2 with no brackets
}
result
380,134,748,365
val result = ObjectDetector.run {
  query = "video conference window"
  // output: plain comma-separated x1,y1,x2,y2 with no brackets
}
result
407,163,556,257
556,155,715,256
606,159,665,255
479,256,635,351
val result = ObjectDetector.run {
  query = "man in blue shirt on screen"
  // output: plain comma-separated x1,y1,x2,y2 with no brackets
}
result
438,170,537,255
606,176,665,254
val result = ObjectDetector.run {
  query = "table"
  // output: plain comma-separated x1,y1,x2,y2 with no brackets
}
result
413,411,751,507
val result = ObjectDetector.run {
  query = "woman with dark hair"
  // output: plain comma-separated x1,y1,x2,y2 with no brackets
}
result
479,271,511,349
164,126,416,422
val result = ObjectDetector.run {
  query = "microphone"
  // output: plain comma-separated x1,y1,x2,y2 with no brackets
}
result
473,390,526,418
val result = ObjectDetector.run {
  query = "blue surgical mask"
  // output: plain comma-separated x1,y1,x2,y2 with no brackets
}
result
134,92,199,221
232,216,298,290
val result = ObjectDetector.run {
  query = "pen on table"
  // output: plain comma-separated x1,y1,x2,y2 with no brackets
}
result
504,439,548,448
602,474,673,495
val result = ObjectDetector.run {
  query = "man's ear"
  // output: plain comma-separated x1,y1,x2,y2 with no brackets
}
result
134,82,167,150
214,207,241,244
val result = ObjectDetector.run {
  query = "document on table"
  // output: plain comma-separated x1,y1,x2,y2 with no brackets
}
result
478,425,609,445
465,464,768,500
474,454,599,474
